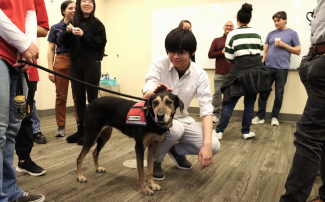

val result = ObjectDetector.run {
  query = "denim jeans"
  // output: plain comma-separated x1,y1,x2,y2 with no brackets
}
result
31,99,41,134
257,66,288,119
0,59,26,202
216,95,256,135
279,55,325,202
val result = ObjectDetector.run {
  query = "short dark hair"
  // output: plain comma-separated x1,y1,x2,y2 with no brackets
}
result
72,0,97,26
165,28,197,56
237,3,253,24
178,20,192,28
272,11,287,20
61,1,75,17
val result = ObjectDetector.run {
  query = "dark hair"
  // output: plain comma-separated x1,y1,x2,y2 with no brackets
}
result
61,1,75,17
272,11,287,20
165,27,197,56
178,20,192,28
72,0,96,26
237,3,253,24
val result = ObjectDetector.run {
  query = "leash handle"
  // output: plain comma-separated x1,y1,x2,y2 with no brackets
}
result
18,60,147,101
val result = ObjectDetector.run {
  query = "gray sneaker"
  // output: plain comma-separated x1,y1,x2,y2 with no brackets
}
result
16,192,45,202
153,162,165,181
55,129,65,137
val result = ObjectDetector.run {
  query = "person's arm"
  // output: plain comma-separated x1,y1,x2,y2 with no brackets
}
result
275,41,301,55
37,26,48,37
208,39,223,59
0,9,32,55
224,34,234,63
143,59,163,97
196,72,214,170
262,44,269,63
47,42,56,83
59,23,74,48
81,21,107,50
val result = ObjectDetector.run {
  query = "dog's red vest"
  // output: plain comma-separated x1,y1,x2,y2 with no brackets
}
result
126,101,146,125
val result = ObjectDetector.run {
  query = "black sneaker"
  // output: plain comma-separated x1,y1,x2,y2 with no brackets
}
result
33,132,47,144
16,159,46,176
153,162,165,181
168,146,192,169
17,192,45,202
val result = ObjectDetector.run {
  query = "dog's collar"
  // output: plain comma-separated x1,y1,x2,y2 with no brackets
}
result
150,114,173,130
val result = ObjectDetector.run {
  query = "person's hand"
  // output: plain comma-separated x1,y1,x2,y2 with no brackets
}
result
67,23,73,33
13,52,29,72
154,83,172,93
302,56,306,60
72,27,83,36
275,40,286,48
22,42,39,64
222,47,225,54
49,73,55,83
198,144,213,170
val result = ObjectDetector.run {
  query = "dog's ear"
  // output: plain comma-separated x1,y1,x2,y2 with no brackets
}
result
174,95,184,114
145,96,153,116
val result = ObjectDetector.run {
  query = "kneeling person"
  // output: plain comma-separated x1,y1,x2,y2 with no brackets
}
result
143,28,220,180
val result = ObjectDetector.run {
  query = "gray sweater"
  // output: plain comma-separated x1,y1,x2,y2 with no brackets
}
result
311,0,325,45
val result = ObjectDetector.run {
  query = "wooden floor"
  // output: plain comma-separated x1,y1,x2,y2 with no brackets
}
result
14,113,322,202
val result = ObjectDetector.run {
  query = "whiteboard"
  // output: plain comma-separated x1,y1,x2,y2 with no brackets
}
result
152,0,314,70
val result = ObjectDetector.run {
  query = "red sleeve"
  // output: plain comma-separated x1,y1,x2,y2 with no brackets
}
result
27,0,35,11
34,0,49,29
208,38,223,59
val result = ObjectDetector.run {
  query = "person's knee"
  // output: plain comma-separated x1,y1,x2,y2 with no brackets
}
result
168,120,184,142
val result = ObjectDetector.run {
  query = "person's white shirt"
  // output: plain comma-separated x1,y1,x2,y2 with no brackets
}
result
143,56,213,123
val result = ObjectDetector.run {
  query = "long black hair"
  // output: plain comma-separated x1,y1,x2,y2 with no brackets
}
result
72,0,97,26
165,27,197,57
237,3,253,24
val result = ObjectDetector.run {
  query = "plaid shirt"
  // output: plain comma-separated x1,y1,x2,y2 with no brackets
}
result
47,20,70,54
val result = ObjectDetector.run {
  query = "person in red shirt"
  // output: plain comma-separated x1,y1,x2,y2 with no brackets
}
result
208,21,234,124
0,0,45,201
15,0,49,178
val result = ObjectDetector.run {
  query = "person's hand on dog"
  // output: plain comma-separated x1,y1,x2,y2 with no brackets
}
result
154,83,172,93
67,23,73,33
48,73,55,83
72,27,83,36
198,144,213,170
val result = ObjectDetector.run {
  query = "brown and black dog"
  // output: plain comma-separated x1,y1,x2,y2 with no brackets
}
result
76,90,184,195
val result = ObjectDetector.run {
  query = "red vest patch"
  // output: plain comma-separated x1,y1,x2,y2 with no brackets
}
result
126,101,146,125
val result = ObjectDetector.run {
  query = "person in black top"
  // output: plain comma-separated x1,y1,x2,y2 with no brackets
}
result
60,0,107,145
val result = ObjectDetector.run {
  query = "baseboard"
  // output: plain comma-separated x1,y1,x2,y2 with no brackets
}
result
187,107,302,123
38,106,76,118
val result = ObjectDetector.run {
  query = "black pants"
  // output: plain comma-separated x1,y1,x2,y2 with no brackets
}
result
280,54,325,202
70,59,101,122
15,81,37,161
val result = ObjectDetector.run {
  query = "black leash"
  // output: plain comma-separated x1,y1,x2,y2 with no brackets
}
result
18,60,146,101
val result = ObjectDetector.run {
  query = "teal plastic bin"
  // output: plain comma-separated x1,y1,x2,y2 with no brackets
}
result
100,79,116,86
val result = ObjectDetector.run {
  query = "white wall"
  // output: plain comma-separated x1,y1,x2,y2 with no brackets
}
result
36,0,310,117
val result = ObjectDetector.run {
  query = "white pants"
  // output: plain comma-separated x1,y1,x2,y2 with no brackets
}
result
155,119,220,163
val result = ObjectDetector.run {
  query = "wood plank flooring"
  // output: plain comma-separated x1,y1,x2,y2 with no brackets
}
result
14,114,322,202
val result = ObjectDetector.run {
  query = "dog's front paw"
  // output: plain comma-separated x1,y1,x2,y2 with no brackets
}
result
141,187,154,195
77,175,88,183
149,182,161,191
96,167,106,173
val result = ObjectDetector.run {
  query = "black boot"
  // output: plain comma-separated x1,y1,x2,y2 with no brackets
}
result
77,136,84,146
66,121,84,143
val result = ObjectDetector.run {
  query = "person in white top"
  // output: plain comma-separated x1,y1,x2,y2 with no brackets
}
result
143,28,220,180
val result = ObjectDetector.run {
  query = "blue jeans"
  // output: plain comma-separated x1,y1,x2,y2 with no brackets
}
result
257,66,288,119
216,95,256,135
0,59,26,202
31,99,41,134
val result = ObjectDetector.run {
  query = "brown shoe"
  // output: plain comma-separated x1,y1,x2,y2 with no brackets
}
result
307,196,323,202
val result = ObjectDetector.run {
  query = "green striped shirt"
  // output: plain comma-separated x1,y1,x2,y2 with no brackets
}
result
225,27,264,63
